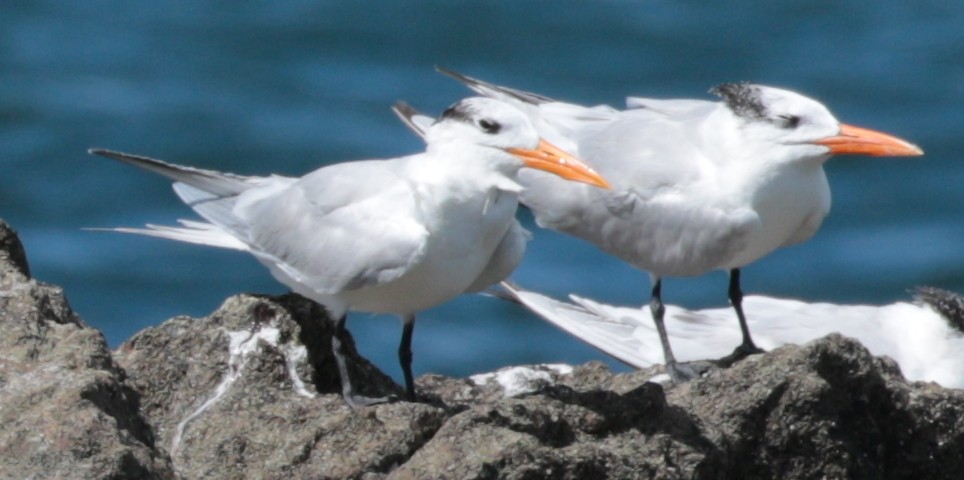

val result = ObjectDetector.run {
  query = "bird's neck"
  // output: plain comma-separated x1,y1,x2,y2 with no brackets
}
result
416,144,524,194
404,146,523,235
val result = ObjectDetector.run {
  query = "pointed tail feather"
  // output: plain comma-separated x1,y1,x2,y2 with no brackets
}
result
89,219,250,251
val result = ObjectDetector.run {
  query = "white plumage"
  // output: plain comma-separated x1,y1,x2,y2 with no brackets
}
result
428,69,923,381
500,282,964,389
91,96,608,406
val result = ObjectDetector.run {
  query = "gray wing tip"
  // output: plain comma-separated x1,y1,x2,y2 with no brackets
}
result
88,147,115,157
436,66,499,93
482,280,522,305
435,65,471,82
436,66,555,105
392,100,418,119
435,66,500,94
392,101,430,139
87,147,153,163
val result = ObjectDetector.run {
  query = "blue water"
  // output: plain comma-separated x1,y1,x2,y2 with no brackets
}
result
2,1,962,383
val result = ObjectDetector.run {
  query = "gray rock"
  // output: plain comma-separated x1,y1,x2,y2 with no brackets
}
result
916,286,964,332
0,221,29,278
399,364,717,480
113,293,446,479
0,220,175,479
4,217,964,479
669,334,964,479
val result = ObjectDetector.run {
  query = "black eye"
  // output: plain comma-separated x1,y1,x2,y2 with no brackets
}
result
477,118,501,134
778,114,801,129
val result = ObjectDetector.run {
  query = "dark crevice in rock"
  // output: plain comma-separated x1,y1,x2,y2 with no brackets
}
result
79,375,158,450
0,220,30,278
275,292,404,399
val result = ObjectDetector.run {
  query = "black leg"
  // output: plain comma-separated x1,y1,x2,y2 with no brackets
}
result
718,268,764,366
650,278,704,382
650,278,675,366
399,315,416,401
331,315,391,408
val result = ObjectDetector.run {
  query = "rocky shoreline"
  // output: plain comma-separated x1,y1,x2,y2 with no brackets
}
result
2,218,963,479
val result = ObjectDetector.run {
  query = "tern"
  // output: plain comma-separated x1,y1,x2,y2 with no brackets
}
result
421,69,924,381
498,282,964,389
90,97,609,407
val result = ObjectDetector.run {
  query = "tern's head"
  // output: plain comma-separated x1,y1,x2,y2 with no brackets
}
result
712,83,922,164
425,97,609,188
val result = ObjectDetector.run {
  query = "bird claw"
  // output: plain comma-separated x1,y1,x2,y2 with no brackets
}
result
342,393,397,409
715,343,766,368
667,360,713,383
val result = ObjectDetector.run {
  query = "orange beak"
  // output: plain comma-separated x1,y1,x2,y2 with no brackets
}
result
507,139,610,189
813,124,923,157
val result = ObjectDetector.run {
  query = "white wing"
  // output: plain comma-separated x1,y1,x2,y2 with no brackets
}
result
463,220,530,293
517,103,758,275
502,282,964,388
240,159,429,294
92,149,431,296
498,281,656,368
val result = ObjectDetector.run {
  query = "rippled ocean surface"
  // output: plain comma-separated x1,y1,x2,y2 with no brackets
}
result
3,1,962,382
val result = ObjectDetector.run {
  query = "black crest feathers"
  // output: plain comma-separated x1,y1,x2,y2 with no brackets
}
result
439,101,474,123
711,83,768,120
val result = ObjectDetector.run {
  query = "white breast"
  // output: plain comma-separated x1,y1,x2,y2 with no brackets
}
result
327,184,519,315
